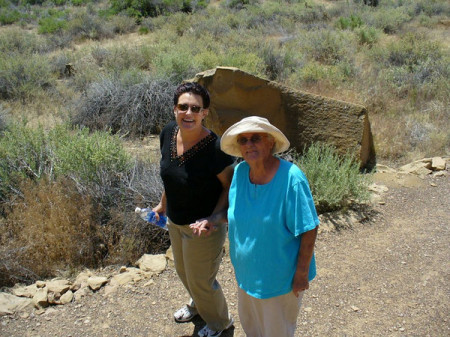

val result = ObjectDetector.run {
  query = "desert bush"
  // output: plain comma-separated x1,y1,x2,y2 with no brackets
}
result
0,27,49,54
109,13,137,34
257,41,297,81
102,209,169,265
295,142,371,213
66,10,115,41
0,122,168,284
299,29,355,65
1,177,101,284
361,6,411,34
0,104,9,134
0,52,54,101
152,47,200,83
93,44,150,71
370,33,448,101
72,74,176,137
0,123,131,203
289,61,354,86
49,125,131,185
101,158,169,265
108,0,201,18
0,123,49,204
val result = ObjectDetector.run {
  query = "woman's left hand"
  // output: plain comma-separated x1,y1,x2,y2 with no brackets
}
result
189,218,217,237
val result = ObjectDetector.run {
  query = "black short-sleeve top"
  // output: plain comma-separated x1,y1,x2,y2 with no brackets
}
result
159,121,234,225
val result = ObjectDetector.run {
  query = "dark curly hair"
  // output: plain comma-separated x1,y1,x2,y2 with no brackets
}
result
173,82,210,109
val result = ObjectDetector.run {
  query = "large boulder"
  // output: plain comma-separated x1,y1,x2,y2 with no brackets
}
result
191,67,376,170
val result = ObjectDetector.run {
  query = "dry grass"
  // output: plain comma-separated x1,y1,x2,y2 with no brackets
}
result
1,177,102,285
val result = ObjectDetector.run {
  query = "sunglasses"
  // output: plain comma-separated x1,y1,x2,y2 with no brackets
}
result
176,103,203,113
236,134,266,146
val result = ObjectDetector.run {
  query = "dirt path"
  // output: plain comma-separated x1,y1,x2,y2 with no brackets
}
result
1,173,449,337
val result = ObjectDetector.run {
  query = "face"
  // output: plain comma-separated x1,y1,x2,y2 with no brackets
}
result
237,132,275,163
174,92,208,131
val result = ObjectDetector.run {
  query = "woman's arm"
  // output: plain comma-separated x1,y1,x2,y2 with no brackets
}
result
292,226,318,297
152,189,167,221
190,164,235,236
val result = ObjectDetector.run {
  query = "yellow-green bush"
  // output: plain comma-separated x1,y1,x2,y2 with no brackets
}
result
294,143,371,214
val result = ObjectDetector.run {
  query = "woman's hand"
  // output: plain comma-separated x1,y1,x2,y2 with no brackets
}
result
152,191,167,222
190,218,218,237
292,270,309,297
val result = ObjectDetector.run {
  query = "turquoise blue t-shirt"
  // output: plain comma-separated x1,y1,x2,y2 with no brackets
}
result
228,159,319,299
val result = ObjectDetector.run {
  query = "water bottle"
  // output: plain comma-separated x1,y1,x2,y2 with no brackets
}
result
135,207,168,231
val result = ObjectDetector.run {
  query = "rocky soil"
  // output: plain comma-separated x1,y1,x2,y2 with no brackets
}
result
1,169,449,337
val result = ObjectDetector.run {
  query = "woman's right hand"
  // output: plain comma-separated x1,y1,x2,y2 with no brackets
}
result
152,203,165,221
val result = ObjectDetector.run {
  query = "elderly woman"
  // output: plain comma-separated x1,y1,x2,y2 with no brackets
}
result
152,82,234,337
220,116,319,337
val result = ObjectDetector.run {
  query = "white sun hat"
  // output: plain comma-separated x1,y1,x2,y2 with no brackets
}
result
220,116,290,157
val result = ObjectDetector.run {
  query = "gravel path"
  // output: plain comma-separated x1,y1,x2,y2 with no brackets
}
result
1,173,449,337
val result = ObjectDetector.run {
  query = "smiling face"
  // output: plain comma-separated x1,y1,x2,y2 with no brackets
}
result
174,92,208,132
237,132,275,163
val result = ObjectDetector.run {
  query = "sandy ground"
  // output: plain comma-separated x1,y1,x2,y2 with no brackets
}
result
1,171,449,337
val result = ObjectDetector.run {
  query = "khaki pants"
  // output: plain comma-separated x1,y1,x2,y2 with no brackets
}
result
238,287,304,337
168,219,231,331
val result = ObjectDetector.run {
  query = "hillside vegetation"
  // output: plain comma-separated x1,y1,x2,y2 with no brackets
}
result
0,0,448,286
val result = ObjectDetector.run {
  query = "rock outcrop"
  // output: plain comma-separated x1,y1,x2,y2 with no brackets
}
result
191,67,376,170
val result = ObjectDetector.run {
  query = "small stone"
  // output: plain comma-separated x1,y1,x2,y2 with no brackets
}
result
351,306,360,312
303,307,312,312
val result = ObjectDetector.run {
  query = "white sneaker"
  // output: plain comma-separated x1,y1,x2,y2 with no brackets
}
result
198,318,234,337
174,304,198,322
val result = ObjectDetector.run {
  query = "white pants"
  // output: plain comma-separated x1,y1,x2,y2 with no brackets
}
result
238,287,304,337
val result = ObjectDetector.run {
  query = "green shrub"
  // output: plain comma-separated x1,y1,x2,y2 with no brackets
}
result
138,25,150,34
356,26,379,46
295,143,371,213
38,10,69,34
49,125,132,184
71,0,90,5
336,15,363,30
0,123,130,200
0,8,23,25
0,52,54,101
0,123,49,202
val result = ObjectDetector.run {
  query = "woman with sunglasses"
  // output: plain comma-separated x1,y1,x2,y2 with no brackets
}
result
219,116,319,337
152,82,234,337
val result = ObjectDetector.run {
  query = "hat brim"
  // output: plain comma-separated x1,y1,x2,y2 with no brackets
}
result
220,116,290,157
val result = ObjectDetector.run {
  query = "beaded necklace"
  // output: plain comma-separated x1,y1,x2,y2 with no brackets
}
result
170,125,216,166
